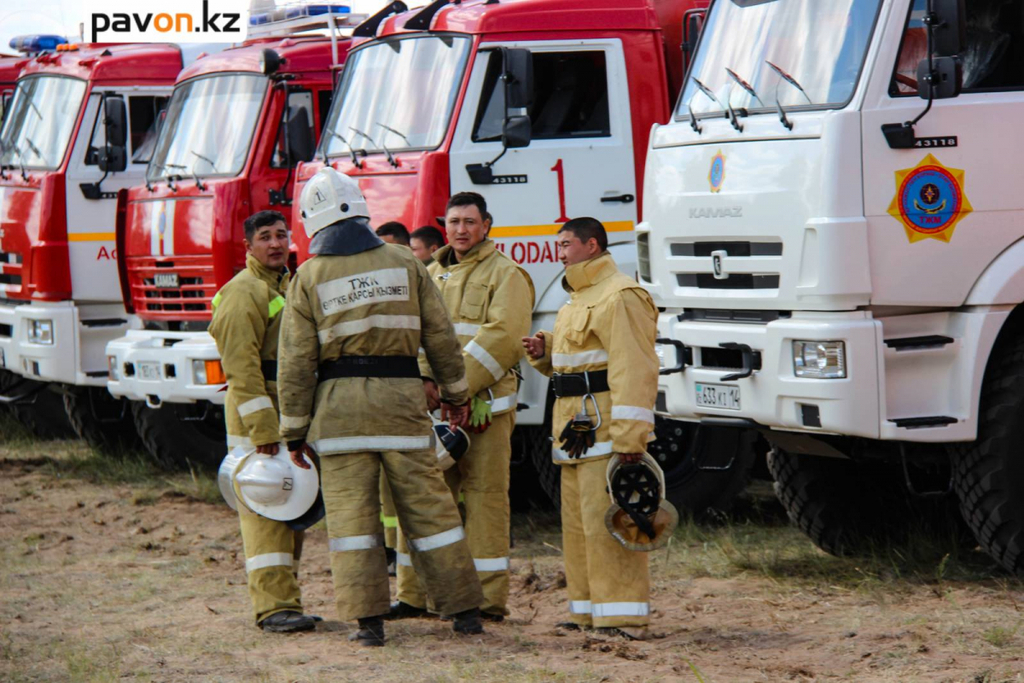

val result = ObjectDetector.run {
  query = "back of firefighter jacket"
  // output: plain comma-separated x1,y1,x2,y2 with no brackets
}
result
277,243,469,454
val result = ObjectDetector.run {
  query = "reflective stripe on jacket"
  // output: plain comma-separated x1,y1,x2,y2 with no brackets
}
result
208,253,290,447
418,240,534,415
529,252,658,463
277,242,469,454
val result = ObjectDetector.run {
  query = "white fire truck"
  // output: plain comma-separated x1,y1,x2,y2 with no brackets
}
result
641,0,1024,570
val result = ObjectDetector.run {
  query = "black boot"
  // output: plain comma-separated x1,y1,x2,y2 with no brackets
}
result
385,601,430,620
259,611,317,633
348,617,385,647
452,608,484,635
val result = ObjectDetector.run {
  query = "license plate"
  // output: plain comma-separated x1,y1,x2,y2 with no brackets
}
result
137,361,161,381
154,273,179,288
695,382,740,410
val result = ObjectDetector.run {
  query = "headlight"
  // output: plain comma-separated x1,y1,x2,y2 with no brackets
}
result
192,359,226,385
108,356,119,381
793,341,846,379
27,319,54,345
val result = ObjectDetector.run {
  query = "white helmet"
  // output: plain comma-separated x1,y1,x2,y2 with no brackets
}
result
226,446,321,522
299,167,369,238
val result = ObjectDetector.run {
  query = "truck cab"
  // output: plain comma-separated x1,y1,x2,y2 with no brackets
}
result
291,0,760,516
106,13,356,468
0,41,182,442
641,0,1024,567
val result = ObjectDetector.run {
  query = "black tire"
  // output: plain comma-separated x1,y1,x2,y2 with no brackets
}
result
768,446,968,557
63,387,142,455
132,400,226,471
649,418,757,521
0,370,76,440
951,334,1024,575
528,383,562,509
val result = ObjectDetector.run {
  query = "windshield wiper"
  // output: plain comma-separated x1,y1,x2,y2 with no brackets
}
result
350,126,396,168
24,137,43,162
325,131,363,169
190,150,218,174
692,77,742,133
766,61,812,132
11,146,28,181
725,68,764,108
376,123,409,145
375,123,406,168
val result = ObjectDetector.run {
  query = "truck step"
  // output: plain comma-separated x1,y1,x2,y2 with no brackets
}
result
889,416,958,429
884,335,954,351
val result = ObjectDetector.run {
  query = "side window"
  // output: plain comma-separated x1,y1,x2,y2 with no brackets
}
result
129,95,168,164
272,90,315,168
472,50,611,142
84,95,107,166
892,0,1024,95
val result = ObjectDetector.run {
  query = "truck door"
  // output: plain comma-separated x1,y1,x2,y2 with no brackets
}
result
861,0,1024,307
448,40,637,294
66,90,168,302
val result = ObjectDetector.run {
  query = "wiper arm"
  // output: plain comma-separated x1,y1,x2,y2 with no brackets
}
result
164,162,189,181
190,150,218,174
725,68,764,108
349,126,378,149
326,131,362,169
766,61,811,132
11,146,28,181
766,61,812,104
373,122,403,168
692,76,742,133
24,137,43,161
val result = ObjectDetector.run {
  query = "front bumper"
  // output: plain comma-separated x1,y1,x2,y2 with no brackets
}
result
656,311,882,438
0,300,137,387
106,330,224,406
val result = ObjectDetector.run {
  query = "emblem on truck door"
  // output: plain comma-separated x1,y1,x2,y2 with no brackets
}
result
887,153,972,244
709,151,726,194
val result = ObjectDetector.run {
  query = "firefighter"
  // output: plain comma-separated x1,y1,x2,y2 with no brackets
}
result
410,225,445,265
277,167,485,646
208,210,317,633
522,217,659,640
391,192,533,622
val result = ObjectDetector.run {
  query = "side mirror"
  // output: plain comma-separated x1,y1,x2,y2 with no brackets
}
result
502,48,533,111
286,107,315,164
916,55,962,100
501,47,532,149
682,12,703,60
502,115,531,149
930,0,966,57
100,95,127,173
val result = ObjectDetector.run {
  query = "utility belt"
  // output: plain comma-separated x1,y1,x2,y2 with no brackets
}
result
261,360,277,382
552,369,609,398
318,355,420,382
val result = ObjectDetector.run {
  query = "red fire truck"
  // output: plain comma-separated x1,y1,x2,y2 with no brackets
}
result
289,0,755,516
0,40,192,444
106,7,360,468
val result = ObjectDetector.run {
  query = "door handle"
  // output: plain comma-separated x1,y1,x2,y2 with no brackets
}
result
600,194,634,204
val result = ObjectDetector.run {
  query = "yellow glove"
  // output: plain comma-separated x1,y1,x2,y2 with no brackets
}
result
468,396,493,433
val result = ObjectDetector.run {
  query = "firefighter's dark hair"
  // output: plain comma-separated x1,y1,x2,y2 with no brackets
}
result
375,221,410,245
244,210,287,242
560,217,608,251
446,192,489,221
411,225,445,250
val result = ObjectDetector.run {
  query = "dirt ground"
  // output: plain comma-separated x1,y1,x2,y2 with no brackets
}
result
2,435,1024,682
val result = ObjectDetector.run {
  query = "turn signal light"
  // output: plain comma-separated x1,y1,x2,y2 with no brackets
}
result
192,359,226,384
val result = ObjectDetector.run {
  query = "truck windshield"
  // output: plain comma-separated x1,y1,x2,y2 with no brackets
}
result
322,35,471,157
148,74,267,181
0,75,87,171
678,0,881,119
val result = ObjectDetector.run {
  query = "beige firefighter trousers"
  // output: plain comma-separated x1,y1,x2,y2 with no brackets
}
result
380,472,398,549
321,449,483,621
238,503,304,624
561,457,650,628
395,410,514,616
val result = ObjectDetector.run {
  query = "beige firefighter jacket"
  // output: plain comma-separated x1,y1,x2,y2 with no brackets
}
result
277,243,469,455
208,253,289,448
418,240,535,416
529,252,658,463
